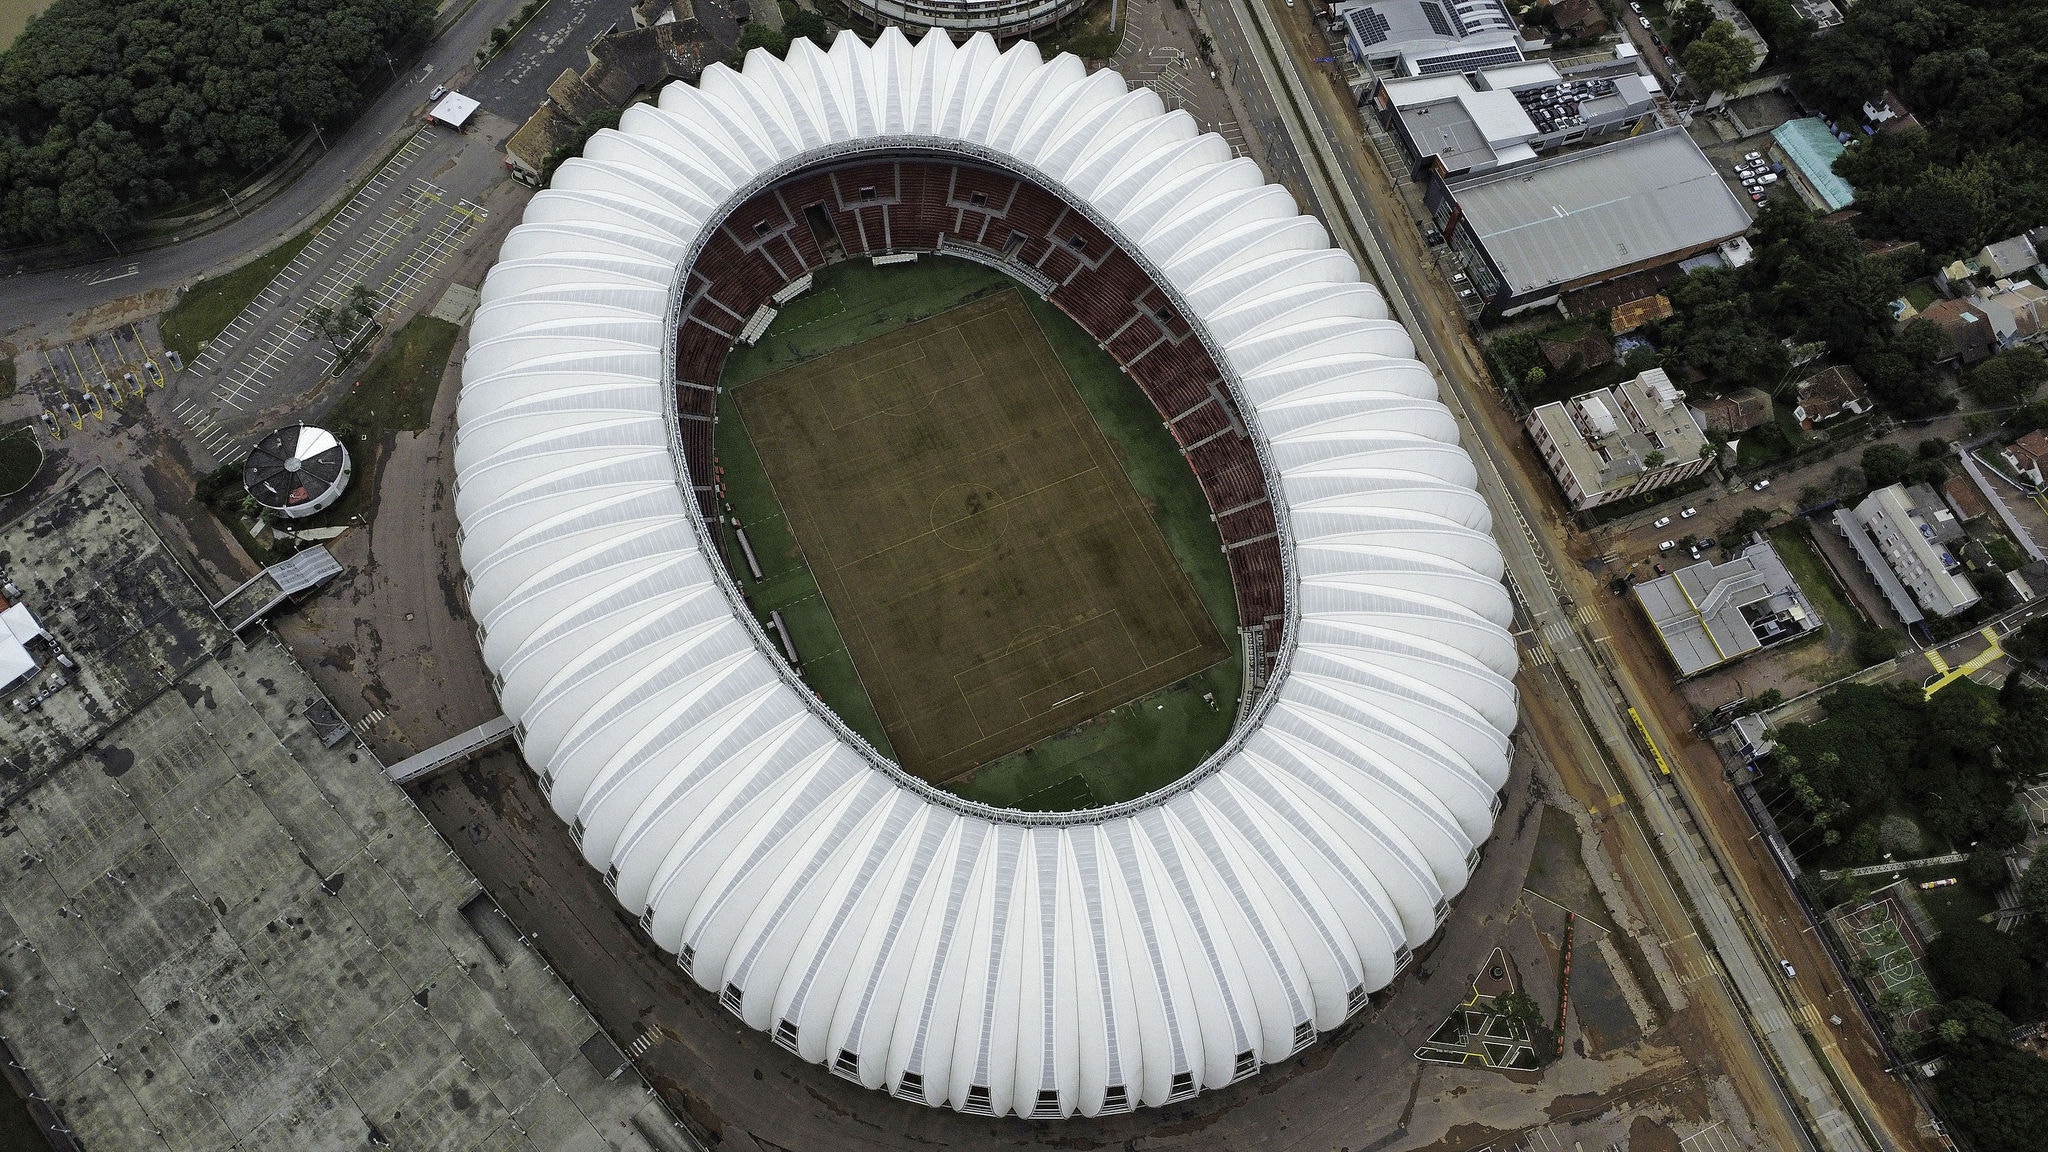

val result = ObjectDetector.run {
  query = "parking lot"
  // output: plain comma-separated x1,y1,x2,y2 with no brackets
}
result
19,322,170,435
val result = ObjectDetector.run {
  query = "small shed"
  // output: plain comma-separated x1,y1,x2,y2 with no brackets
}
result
430,91,481,130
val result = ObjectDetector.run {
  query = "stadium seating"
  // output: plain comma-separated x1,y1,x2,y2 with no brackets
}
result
671,155,1287,650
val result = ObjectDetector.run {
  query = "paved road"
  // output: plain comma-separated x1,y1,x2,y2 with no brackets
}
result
0,0,531,335
1207,0,1911,1149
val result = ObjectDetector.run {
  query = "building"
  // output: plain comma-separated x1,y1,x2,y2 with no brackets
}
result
1979,233,2042,280
2003,429,2048,486
504,2,728,184
458,29,1518,1120
1839,483,1980,620
1526,368,1714,510
1633,538,1823,675
1791,364,1871,429
1792,0,1844,28
1373,61,1659,178
1973,279,2048,350
1941,474,1992,522
1770,118,1855,214
243,423,352,519
850,0,1087,36
1920,297,1999,366
1549,0,1608,38
1694,386,1772,434
0,471,683,1151
1611,293,1674,334
1428,127,1753,316
1335,0,1534,76
0,598,48,692
1700,0,1768,73
1860,92,1919,134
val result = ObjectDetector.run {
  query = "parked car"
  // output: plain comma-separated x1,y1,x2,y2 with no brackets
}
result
429,84,447,101
1451,272,1467,283
1630,0,1642,9
1658,540,1676,552
1680,506,1698,518
1745,151,1762,161
1638,15,1651,27
1654,515,1672,528
1779,959,1797,978
1753,478,1772,490
1653,563,1667,575
1457,288,1475,299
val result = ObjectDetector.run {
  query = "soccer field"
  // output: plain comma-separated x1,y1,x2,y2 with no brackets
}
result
735,290,1230,783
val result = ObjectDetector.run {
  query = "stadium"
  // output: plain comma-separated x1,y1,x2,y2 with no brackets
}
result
454,29,1517,1120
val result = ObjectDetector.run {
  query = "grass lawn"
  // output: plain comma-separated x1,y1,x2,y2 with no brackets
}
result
328,315,459,434
1040,0,1122,60
158,228,319,363
0,420,43,496
1770,522,1863,636
1903,282,1939,312
718,255,1241,808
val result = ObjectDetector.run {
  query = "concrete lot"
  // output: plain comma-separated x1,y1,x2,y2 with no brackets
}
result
0,472,689,1151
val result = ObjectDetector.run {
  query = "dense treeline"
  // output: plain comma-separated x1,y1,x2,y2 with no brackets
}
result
1794,0,2048,259
1646,199,1955,408
0,0,433,245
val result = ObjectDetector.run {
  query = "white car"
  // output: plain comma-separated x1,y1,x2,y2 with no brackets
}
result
429,84,447,102
1753,479,1772,491
1654,515,1673,528
1639,15,1651,27
1759,173,1778,183
1680,507,1698,518
1630,0,1642,9
1658,540,1676,552
1780,960,1797,979
1745,151,1762,161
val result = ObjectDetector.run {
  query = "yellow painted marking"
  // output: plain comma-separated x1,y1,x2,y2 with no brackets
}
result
1627,707,1672,776
1924,649,1949,674
1925,640,2003,698
1609,793,1627,808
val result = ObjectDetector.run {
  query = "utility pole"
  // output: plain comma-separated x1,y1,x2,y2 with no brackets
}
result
96,226,122,256
222,188,243,220
313,123,328,152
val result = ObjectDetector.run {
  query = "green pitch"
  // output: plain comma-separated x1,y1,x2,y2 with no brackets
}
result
734,289,1231,783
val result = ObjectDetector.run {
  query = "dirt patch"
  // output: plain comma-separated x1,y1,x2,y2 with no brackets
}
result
1630,1115,1682,1152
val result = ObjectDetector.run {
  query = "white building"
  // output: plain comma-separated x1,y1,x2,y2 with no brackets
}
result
1526,369,1714,511
1374,60,1659,177
1843,484,1980,620
455,30,1517,1120
1633,539,1821,676
1335,0,1537,76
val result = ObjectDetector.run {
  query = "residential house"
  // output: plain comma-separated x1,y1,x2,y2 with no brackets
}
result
1920,297,1999,366
1550,0,1609,39
1973,280,2048,351
1526,368,1715,511
2003,430,2048,487
1791,365,1871,429
1693,387,1773,434
1979,233,2043,280
1610,294,1673,334
1941,475,1991,523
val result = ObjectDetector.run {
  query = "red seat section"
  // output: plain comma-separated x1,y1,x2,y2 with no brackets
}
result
674,153,1285,641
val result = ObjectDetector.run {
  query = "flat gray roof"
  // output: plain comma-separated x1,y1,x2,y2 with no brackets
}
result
1397,96,1498,171
0,475,684,1152
1448,127,1753,295
1632,540,1821,676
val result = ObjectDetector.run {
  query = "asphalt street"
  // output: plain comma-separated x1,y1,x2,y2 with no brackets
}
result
0,0,533,335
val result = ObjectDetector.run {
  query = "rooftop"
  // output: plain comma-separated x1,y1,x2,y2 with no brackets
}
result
1528,367,1711,499
0,474,682,1151
1446,128,1753,296
1793,364,1869,421
1771,118,1854,212
1633,539,1823,676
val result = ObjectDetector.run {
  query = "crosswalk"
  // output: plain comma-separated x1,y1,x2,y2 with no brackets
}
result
1679,1121,1744,1152
625,1027,663,1059
355,707,388,735
171,398,242,464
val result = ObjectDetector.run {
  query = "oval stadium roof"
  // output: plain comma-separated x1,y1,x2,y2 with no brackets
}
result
455,28,1517,1120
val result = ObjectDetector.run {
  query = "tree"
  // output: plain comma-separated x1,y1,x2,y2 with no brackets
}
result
1730,506,1773,538
1966,348,2048,407
1493,990,1544,1031
1681,22,1759,97
1861,443,1914,489
1927,920,2035,1018
1667,2,1718,51
1643,450,1667,469
2004,617,2048,665
784,7,828,44
1853,627,1903,666
739,22,790,55
2020,857,2048,922
1794,21,1890,113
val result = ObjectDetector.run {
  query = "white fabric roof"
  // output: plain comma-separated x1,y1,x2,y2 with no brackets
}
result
0,603,40,689
456,28,1516,1120
430,91,479,128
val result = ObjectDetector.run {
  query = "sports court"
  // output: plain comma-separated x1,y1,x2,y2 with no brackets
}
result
736,290,1228,782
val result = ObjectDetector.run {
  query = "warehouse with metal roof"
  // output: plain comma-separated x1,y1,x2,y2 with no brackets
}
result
1426,127,1753,315
455,28,1517,1120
